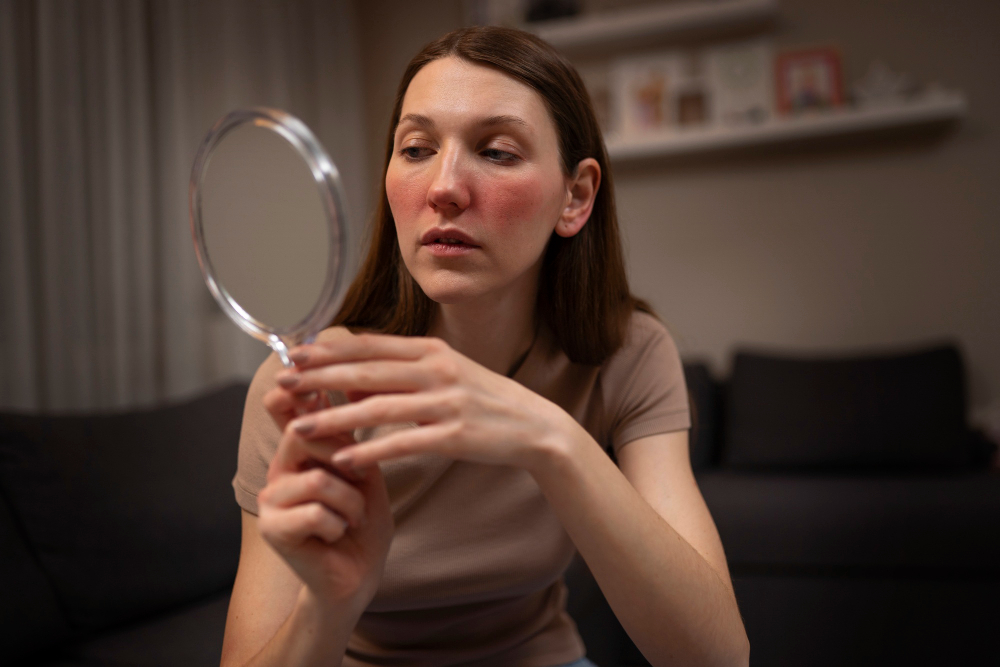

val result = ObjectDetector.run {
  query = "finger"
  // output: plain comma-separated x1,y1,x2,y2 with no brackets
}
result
290,392,454,440
277,359,436,395
259,501,348,546
261,467,366,528
331,422,459,469
263,386,325,428
268,432,355,480
289,332,440,369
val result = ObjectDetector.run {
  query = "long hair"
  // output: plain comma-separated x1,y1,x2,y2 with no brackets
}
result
333,26,651,365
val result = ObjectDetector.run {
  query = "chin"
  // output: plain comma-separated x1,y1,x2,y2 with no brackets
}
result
420,285,480,305
414,274,489,305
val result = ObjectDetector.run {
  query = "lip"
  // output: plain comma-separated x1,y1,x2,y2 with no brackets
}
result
420,228,480,247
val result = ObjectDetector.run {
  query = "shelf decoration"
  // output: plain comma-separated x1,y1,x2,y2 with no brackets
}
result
704,38,775,126
611,51,707,136
775,47,845,115
852,61,917,108
464,0,967,162
605,89,967,162
609,39,777,141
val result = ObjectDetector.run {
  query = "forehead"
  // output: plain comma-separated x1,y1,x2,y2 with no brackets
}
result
400,57,555,135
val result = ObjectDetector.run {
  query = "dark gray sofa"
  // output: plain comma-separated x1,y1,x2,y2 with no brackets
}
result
690,344,1000,667
1,384,246,666
3,343,998,666
567,344,999,667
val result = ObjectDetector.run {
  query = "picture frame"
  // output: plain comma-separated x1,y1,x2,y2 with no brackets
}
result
704,38,775,126
611,50,706,137
775,47,844,115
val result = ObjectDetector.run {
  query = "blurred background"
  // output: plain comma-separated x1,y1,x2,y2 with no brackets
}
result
1,1,999,665
1,0,997,439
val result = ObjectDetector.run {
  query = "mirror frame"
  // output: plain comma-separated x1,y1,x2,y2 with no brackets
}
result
189,108,348,364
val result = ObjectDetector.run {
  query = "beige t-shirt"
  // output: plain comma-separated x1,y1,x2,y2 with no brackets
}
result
232,311,690,667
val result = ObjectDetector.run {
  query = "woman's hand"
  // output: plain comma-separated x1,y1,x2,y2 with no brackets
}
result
255,413,394,610
274,330,578,474
261,326,358,434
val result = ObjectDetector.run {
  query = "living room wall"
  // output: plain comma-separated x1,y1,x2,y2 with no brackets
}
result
354,0,1000,435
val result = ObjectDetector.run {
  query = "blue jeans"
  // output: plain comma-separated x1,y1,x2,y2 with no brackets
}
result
554,659,599,667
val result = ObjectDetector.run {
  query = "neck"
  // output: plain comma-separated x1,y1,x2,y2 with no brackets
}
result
427,280,538,377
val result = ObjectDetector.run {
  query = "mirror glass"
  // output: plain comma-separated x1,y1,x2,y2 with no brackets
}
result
190,109,347,364
200,124,328,329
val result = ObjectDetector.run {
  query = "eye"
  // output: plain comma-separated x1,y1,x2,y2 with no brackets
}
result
400,146,433,160
482,148,518,163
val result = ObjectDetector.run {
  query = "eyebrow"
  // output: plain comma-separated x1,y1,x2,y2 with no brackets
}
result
480,114,529,128
395,113,529,132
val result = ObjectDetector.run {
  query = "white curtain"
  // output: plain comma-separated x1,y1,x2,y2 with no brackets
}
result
0,0,367,411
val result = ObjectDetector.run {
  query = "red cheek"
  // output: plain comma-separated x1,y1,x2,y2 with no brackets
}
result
475,175,545,229
386,171,426,224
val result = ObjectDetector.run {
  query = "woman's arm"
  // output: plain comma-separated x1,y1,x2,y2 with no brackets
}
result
220,447,393,667
220,510,363,667
278,332,748,665
222,333,395,667
531,426,749,667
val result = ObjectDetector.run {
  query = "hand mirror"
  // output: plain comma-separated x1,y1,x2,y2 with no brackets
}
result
189,108,347,368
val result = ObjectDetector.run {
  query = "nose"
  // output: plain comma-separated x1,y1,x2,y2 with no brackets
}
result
427,145,471,214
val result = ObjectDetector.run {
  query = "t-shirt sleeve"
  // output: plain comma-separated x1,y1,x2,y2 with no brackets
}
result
232,352,286,515
603,312,691,455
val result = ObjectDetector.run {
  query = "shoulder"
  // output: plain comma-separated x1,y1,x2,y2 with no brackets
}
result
605,310,681,373
233,351,284,515
627,309,673,342
314,325,355,344
600,310,690,452
248,349,285,399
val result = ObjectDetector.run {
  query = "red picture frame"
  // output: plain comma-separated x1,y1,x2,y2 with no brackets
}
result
775,47,844,115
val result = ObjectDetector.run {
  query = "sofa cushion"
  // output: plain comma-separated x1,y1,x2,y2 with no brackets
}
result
0,491,73,661
36,589,232,667
683,362,720,470
697,470,1000,572
722,345,969,469
731,574,1000,666
0,383,247,632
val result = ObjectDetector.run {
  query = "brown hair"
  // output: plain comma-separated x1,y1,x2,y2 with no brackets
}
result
333,25,651,365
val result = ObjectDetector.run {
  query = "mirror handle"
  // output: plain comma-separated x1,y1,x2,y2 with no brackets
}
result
268,334,294,369
268,333,326,416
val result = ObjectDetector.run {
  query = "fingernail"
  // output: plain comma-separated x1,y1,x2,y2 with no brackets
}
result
293,419,315,435
290,350,309,364
332,450,353,467
277,373,300,389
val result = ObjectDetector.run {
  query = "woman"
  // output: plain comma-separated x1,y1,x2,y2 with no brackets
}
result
221,26,749,667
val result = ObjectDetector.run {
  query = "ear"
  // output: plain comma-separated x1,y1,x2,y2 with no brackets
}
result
555,158,601,238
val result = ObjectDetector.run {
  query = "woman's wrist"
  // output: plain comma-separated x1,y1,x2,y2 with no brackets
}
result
240,585,363,667
286,585,365,663
522,403,587,484
299,582,369,626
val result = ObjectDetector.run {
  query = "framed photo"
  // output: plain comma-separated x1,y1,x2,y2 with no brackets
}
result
611,51,706,137
775,47,844,115
704,38,775,126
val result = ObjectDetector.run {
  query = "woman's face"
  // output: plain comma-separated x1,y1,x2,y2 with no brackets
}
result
385,56,573,305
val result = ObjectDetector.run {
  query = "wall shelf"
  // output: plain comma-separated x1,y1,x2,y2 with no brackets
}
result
524,1,967,162
527,0,778,51
605,91,967,162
